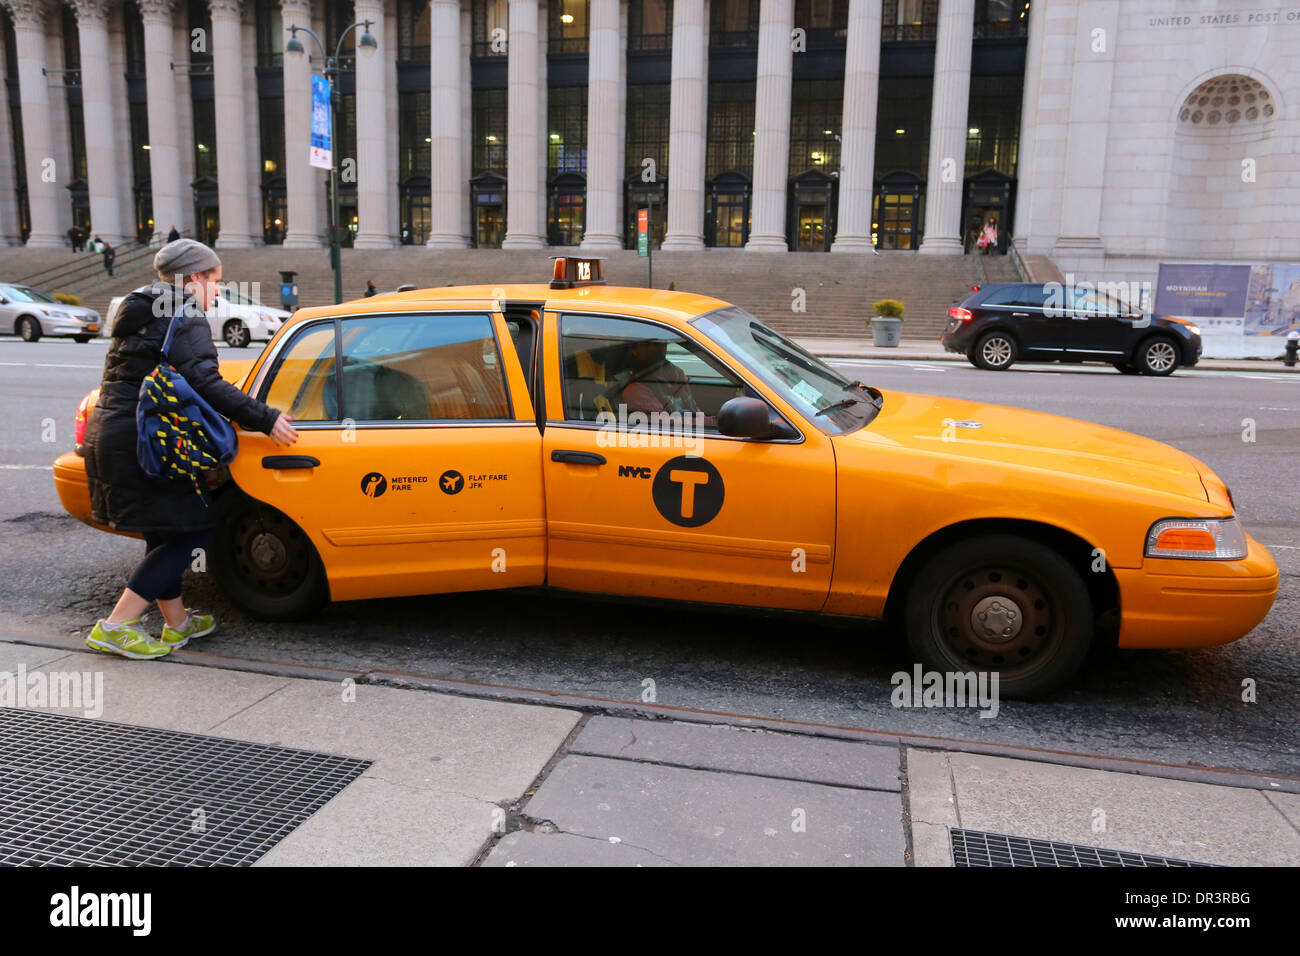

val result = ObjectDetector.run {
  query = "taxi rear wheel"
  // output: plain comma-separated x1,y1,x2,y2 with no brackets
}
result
212,493,327,621
904,535,1094,698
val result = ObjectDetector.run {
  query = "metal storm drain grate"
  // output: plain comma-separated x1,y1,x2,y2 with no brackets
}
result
0,708,370,866
950,827,1218,868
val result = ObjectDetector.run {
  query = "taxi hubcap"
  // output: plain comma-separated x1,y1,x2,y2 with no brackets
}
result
231,508,310,594
970,595,1023,642
938,566,1053,668
249,533,287,573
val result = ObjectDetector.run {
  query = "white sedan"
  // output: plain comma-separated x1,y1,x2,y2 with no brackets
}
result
105,284,291,347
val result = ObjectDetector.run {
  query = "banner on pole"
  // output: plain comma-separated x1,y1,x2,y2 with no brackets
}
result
310,74,332,170
637,208,649,257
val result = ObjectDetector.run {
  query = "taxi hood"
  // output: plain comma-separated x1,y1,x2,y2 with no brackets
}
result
851,389,1210,503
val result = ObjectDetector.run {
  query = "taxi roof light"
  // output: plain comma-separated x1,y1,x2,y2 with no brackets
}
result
549,256,606,290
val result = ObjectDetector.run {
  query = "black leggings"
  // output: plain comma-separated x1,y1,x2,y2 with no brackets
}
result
126,531,211,602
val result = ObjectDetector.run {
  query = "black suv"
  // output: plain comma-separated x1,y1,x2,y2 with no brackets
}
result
940,282,1202,375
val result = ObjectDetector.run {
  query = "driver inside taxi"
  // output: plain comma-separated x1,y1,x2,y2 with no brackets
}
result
617,338,714,426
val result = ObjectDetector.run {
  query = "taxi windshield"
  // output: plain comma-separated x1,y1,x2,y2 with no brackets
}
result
693,306,880,435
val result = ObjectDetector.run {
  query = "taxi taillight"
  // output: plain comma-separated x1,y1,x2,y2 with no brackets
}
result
949,307,973,322
74,392,92,446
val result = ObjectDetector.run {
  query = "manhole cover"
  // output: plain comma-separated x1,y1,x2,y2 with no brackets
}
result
949,827,1217,867
0,708,370,866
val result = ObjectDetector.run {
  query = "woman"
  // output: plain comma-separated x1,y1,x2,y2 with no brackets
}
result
82,239,298,659
980,217,999,255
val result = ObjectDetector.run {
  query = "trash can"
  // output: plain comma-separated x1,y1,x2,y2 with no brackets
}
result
871,316,902,347
278,270,298,311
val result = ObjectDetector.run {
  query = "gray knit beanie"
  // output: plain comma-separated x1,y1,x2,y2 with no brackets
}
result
154,238,221,281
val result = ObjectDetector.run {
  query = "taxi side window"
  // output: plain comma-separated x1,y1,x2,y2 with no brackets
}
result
329,313,511,422
262,323,338,422
558,314,753,429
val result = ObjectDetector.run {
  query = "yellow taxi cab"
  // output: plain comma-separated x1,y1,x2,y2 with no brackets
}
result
53,257,1278,697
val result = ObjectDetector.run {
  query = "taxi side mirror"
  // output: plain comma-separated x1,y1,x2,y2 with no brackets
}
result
718,397,795,440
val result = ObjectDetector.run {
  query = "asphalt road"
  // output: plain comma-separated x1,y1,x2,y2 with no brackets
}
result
1,338,1296,776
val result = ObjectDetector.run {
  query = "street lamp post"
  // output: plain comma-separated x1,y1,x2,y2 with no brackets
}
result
285,20,378,305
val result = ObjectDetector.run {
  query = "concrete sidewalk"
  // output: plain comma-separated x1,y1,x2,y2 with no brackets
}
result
798,335,1299,373
1,634,1297,866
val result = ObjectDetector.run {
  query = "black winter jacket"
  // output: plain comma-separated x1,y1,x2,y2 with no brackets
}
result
83,283,280,534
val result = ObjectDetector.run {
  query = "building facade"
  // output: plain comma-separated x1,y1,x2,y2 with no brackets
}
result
0,0,1294,281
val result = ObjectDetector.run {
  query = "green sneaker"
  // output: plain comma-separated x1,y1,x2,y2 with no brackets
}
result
160,611,216,650
86,619,172,660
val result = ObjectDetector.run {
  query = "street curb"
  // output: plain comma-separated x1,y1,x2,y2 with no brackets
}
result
4,629,1297,796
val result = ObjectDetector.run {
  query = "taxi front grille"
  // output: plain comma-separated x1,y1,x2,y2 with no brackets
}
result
0,708,369,866
949,827,1217,867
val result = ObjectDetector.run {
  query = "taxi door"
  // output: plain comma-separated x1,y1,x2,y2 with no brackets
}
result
538,309,836,612
230,306,545,602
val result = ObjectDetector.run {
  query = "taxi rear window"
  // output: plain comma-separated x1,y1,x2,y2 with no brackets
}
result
261,313,513,423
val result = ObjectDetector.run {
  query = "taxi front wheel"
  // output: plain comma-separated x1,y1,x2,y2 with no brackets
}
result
903,535,1094,699
211,492,328,621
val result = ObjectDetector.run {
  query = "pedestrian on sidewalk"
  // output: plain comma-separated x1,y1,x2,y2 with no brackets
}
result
82,238,299,660
364,279,378,297
102,242,116,277
167,225,180,243
88,234,102,253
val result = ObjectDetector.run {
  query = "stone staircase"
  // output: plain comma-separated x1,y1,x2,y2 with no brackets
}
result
217,246,1023,339
8,244,1023,340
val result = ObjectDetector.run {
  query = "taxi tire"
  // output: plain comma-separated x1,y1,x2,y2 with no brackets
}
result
903,534,1094,699
212,492,328,621
970,331,1017,371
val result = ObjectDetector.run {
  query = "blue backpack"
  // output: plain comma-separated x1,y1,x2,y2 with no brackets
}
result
136,311,239,494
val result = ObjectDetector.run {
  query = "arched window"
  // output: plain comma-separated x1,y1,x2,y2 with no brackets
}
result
1178,74,1275,128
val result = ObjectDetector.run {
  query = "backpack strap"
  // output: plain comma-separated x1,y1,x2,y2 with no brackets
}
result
160,311,182,360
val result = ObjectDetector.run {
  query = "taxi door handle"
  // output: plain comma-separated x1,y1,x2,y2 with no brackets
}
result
551,450,606,466
262,455,320,469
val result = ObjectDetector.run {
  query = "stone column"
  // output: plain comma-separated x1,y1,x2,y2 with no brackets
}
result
661,0,706,251
279,0,319,246
0,11,18,245
352,0,392,247
830,0,881,252
745,0,793,251
73,0,126,243
579,0,621,250
6,0,62,246
1011,0,1044,246
502,0,543,248
1052,0,1119,265
209,0,255,247
426,0,467,247
917,0,973,255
